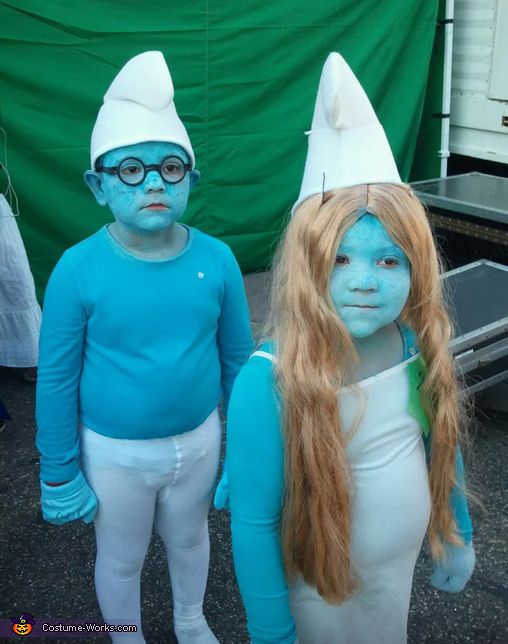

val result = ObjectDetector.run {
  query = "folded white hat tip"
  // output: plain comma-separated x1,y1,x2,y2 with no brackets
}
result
319,52,378,131
104,51,174,111
293,51,401,213
320,55,342,129
90,51,194,169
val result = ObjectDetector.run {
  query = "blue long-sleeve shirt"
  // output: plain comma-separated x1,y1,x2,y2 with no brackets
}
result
36,224,253,482
225,332,473,644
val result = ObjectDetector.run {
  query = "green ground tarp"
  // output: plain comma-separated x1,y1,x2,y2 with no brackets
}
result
0,1,441,299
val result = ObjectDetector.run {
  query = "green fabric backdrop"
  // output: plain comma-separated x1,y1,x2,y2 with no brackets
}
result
410,0,445,182
0,1,440,300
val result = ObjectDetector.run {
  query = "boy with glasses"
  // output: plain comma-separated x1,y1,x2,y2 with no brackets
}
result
36,51,253,644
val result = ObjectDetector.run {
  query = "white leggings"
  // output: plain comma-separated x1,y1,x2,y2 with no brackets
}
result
80,409,221,643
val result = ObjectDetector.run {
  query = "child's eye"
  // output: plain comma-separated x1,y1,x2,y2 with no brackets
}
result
379,257,400,267
335,255,349,265
123,165,142,175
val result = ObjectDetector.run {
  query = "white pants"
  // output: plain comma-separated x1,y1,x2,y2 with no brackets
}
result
80,409,222,643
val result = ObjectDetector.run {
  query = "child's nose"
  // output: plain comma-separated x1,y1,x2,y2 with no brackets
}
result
143,170,165,192
346,272,379,292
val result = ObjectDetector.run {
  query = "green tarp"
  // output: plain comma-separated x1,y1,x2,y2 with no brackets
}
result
0,1,440,300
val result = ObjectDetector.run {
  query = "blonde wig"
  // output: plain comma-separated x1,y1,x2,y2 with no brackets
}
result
266,183,464,603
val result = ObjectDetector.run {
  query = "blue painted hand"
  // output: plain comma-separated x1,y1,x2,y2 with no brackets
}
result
41,470,98,525
214,467,229,510
430,542,475,593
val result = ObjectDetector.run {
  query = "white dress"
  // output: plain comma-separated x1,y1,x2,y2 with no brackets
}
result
289,357,431,644
0,194,41,366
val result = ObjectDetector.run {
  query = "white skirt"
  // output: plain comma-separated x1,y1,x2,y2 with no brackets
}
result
289,357,431,644
0,194,41,366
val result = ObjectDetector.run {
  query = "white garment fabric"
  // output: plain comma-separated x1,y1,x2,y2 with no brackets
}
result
0,194,41,367
289,357,431,644
80,408,222,644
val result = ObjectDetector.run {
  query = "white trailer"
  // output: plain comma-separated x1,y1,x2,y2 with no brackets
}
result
449,0,508,165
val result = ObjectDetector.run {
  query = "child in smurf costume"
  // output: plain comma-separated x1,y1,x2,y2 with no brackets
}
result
36,51,253,644
215,53,475,644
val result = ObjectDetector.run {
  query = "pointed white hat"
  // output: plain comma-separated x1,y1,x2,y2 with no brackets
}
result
293,52,401,213
90,51,195,169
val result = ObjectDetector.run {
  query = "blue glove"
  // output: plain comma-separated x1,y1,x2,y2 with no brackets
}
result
430,542,475,593
41,470,98,525
214,467,229,510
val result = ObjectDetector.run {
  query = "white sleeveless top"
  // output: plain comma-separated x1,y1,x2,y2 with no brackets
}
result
289,357,432,644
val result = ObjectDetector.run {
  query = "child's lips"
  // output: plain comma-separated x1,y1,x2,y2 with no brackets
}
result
143,203,169,211
344,304,379,309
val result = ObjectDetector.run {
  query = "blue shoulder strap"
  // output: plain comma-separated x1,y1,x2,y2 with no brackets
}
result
396,321,419,360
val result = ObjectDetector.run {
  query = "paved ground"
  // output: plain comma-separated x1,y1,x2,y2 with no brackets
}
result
0,271,507,643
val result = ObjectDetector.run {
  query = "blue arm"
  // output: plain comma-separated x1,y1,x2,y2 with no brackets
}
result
427,444,475,593
36,253,87,483
449,447,473,543
403,323,472,544
410,333,475,592
422,434,473,544
228,356,297,644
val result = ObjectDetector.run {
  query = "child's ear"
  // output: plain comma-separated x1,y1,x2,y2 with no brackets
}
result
84,171,108,206
189,169,200,188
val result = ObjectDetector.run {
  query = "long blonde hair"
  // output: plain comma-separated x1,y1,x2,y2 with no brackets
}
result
266,183,464,603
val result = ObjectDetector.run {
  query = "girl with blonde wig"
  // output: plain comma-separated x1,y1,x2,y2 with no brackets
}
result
273,183,468,598
215,53,474,644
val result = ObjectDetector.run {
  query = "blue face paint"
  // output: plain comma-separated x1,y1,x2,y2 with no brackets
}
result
84,141,199,237
329,214,410,339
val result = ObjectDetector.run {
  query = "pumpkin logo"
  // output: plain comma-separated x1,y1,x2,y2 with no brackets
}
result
11,613,35,636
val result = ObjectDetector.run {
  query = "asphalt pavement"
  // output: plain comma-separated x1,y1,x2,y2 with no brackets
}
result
0,271,506,643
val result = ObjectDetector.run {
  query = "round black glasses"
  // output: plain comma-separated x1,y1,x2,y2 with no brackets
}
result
96,156,192,186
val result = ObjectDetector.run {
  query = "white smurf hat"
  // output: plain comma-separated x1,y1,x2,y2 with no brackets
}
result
90,51,195,169
293,52,401,213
